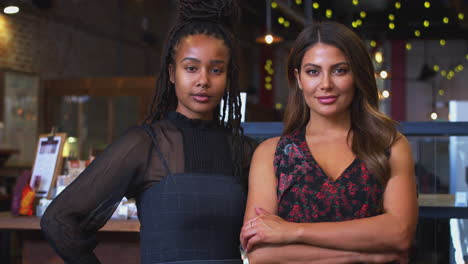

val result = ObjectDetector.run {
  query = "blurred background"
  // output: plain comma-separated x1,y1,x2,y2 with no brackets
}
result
0,0,468,263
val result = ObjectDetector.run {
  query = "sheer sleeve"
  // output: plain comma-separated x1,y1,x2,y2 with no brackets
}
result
40,126,152,264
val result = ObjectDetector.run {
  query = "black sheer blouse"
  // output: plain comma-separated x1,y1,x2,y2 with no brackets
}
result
40,112,257,264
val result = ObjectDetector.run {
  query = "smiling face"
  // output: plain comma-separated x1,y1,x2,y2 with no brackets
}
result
169,34,229,120
295,43,355,120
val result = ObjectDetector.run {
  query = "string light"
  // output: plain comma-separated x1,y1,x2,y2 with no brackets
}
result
382,90,390,98
325,9,333,18
271,1,278,8
313,2,319,9
395,2,401,9
278,17,285,24
284,21,290,28
433,65,440,72
440,39,446,46
405,43,412,50
466,54,468,60
424,1,431,8
295,0,302,5
275,103,283,110
430,112,438,120
352,21,358,28
370,40,377,47
374,51,383,63
443,17,449,24
423,20,430,27
379,70,388,79
459,13,465,20
352,0,359,6
388,22,395,30
265,34,274,44
441,70,447,77
438,89,445,96
455,65,464,72
388,14,395,21
360,11,366,18
356,19,362,26
414,30,421,37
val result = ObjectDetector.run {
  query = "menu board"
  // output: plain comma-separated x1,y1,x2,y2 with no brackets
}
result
30,133,66,198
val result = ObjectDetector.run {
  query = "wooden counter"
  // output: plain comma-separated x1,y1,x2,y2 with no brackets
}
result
0,212,140,232
0,212,140,264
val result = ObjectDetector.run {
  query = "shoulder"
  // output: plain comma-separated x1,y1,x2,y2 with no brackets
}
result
389,132,414,170
252,136,281,160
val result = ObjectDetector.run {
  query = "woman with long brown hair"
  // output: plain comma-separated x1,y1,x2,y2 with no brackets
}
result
240,21,417,263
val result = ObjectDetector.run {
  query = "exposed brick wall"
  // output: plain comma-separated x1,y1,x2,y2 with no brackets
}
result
0,0,176,79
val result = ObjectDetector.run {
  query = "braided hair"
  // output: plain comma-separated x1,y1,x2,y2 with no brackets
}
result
144,0,245,183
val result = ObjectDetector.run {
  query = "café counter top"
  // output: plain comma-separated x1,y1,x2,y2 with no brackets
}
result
0,212,140,232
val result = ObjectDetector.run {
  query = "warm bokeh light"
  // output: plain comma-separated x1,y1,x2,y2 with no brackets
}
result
430,112,438,120
352,21,358,28
439,39,446,46
374,51,383,63
414,30,421,37
388,14,395,21
326,9,333,18
395,2,401,9
423,20,430,27
352,0,359,6
459,13,465,20
388,22,395,30
433,65,440,72
360,11,366,18
441,70,447,77
271,1,278,8
456,65,464,72
443,17,449,24
284,21,290,27
370,40,377,47
405,43,412,50
382,90,390,98
275,103,283,110
265,34,273,44
379,70,388,79
295,0,302,5
313,2,319,9
278,17,285,24
439,89,445,96
424,1,431,8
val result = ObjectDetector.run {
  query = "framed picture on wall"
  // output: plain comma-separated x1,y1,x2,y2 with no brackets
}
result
0,70,40,167
30,133,66,198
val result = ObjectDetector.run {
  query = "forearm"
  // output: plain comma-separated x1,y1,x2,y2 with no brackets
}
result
293,214,413,252
248,244,362,264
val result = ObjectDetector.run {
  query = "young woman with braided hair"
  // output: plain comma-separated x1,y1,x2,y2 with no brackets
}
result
41,1,256,263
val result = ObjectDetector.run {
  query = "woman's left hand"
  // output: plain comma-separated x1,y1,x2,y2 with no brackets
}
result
240,207,296,252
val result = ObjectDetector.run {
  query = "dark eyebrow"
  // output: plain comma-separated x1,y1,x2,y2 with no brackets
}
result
302,62,350,69
180,57,200,63
180,57,226,64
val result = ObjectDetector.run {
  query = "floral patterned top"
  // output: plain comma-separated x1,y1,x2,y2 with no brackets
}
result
274,129,384,223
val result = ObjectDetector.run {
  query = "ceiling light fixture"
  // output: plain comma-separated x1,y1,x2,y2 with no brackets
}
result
3,5,19,14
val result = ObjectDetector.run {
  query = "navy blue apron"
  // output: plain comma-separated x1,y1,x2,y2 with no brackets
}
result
137,124,245,264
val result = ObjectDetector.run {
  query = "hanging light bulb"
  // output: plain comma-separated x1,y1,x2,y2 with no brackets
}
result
256,0,283,45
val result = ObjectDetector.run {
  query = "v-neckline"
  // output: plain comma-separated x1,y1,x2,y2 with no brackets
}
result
299,129,357,183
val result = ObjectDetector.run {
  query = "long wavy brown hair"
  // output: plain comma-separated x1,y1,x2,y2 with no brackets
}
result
283,21,398,184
